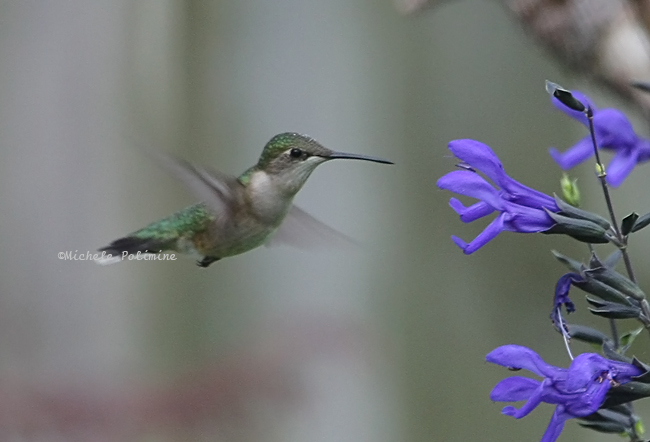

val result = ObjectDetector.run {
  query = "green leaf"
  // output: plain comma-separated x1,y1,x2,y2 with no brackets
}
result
546,81,586,112
631,212,650,233
544,211,610,244
584,267,646,301
578,420,627,434
551,250,583,273
602,341,633,363
553,194,611,229
579,406,637,435
579,411,629,434
620,327,644,351
576,279,633,305
567,324,611,345
603,382,650,407
621,213,639,236
587,297,642,319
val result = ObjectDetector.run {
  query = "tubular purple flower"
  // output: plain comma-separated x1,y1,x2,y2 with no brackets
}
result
553,273,577,315
549,90,650,187
550,273,579,337
437,140,559,254
487,345,641,442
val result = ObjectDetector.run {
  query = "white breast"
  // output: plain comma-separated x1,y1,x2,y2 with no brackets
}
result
247,171,293,224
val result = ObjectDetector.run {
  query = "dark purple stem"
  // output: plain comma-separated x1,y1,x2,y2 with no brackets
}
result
586,107,650,328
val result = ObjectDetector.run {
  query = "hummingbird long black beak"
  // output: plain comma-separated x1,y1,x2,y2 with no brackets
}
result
326,151,394,165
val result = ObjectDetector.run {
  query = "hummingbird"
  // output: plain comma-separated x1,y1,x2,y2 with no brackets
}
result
97,132,393,267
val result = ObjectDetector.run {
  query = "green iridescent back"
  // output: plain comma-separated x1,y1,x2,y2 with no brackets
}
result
131,203,215,241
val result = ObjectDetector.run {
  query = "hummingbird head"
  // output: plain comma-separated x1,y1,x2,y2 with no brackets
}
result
257,132,393,195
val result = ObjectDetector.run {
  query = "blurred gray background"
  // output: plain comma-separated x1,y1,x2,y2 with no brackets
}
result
0,1,649,441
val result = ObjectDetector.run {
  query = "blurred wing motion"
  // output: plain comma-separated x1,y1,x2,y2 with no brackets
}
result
268,205,358,250
145,148,239,217
96,151,241,265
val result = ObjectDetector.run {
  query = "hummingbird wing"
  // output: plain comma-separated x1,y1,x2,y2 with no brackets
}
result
268,205,358,250
147,149,239,218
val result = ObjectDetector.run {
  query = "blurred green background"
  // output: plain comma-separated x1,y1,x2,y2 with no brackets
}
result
0,1,649,441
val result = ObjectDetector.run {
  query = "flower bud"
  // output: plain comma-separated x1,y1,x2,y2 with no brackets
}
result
560,174,581,207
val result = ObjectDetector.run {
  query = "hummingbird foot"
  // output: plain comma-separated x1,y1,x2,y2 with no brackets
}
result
197,256,220,268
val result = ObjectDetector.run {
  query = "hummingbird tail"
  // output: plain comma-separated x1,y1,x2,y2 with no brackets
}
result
96,236,170,265
96,203,213,265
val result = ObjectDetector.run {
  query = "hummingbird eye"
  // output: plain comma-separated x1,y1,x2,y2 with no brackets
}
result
289,148,303,158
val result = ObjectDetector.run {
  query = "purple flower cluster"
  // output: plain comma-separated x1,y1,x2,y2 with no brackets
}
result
439,85,650,442
488,345,641,442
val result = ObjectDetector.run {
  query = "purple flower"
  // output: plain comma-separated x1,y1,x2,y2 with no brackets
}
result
553,273,577,315
437,139,559,254
549,91,650,187
553,273,582,313
550,273,580,338
487,345,641,442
